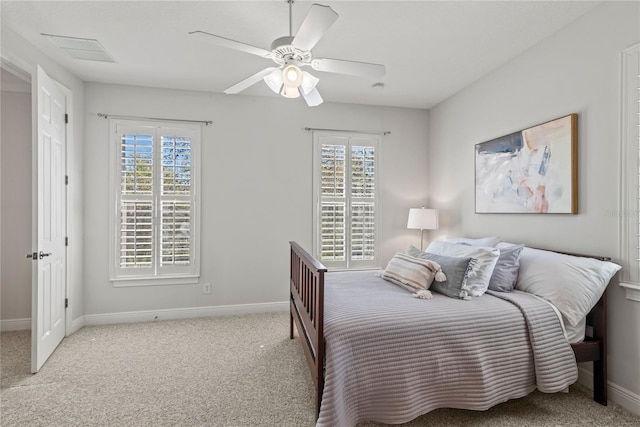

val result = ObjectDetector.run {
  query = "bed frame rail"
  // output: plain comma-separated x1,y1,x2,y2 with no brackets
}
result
544,249,610,406
289,241,327,417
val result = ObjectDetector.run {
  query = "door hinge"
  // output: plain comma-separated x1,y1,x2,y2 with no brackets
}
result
65,237,69,246
65,175,69,185
65,298,68,308
65,114,69,124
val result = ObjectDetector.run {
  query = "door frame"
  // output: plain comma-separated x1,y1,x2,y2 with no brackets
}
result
0,51,74,339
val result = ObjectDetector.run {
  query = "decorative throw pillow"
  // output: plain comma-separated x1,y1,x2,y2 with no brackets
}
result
516,247,621,327
488,243,525,292
424,241,500,297
381,253,446,293
446,236,501,248
406,246,473,300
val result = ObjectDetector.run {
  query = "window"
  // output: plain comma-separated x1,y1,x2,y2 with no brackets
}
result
313,133,379,269
619,43,640,301
109,120,200,285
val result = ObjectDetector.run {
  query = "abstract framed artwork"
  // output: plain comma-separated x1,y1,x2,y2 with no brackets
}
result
475,113,577,214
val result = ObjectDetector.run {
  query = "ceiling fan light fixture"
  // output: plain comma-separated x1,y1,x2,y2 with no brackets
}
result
282,64,302,88
281,85,301,99
189,2,384,107
263,68,283,93
300,71,320,95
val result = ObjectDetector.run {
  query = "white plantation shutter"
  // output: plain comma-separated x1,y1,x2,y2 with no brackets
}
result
351,202,375,260
161,201,191,266
320,202,346,261
320,143,346,261
119,132,154,272
159,133,192,270
350,143,376,262
110,121,200,285
314,133,379,269
119,201,153,268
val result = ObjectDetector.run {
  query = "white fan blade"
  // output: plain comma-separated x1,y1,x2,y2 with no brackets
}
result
292,4,338,52
311,58,386,79
300,86,323,107
189,31,271,58
224,67,277,94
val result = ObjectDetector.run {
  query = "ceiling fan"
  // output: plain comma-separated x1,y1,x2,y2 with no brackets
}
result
189,0,386,107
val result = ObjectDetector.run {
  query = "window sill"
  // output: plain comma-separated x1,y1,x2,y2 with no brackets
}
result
111,275,200,287
619,281,640,302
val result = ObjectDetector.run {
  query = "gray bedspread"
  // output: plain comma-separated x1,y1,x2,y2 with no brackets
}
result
317,270,578,427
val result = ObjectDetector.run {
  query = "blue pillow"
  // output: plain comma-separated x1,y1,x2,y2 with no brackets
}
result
407,246,473,300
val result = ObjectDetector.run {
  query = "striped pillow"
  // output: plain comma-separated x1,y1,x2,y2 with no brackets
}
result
381,253,445,293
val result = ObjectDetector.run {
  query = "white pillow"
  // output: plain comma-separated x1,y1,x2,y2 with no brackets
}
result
446,236,500,247
515,247,621,327
425,241,500,296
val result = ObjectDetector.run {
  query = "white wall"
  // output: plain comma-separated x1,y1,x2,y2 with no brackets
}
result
428,1,640,404
1,27,85,330
83,83,429,316
1,89,32,324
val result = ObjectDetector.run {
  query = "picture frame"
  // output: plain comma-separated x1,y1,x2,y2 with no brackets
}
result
475,113,577,214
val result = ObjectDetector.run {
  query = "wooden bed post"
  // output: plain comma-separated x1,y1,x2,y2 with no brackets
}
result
289,241,327,418
570,288,608,405
592,290,607,405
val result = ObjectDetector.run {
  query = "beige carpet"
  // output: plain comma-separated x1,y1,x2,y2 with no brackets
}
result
1,312,639,426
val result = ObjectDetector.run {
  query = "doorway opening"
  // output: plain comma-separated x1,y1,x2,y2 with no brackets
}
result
0,65,33,373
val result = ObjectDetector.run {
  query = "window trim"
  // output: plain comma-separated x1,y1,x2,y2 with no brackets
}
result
108,119,201,287
618,43,640,302
312,131,381,270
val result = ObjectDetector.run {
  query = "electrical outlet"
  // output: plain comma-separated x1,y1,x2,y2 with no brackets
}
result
203,282,211,294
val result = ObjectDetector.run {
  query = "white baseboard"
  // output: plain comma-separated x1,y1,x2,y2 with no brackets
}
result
69,316,85,335
0,317,31,332
578,366,640,416
82,301,289,326
1,302,289,332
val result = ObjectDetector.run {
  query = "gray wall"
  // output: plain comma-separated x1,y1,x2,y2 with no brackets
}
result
83,83,429,315
1,89,32,324
428,1,639,399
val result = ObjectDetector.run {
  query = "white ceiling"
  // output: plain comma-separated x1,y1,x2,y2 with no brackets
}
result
1,1,601,109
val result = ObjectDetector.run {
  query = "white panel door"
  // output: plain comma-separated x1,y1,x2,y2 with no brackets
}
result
31,65,66,373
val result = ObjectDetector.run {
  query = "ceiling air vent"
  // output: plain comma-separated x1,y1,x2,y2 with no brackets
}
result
42,33,116,63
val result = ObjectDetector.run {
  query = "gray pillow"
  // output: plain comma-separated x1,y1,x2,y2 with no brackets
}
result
488,244,524,292
407,246,473,300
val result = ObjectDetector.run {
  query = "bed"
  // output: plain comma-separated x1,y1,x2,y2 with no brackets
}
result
289,240,620,426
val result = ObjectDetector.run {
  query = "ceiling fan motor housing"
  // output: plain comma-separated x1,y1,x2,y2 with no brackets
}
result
270,36,312,65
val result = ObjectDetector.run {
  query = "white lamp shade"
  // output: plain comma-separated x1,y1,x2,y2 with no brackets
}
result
263,68,283,93
407,208,438,230
300,71,319,95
